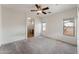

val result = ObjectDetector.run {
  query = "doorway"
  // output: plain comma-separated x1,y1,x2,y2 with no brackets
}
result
42,22,46,32
27,19,35,38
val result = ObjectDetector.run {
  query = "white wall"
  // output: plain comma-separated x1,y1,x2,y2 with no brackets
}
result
1,5,42,45
34,17,42,37
1,6,25,45
43,8,77,45
77,8,79,40
77,8,79,53
0,5,2,46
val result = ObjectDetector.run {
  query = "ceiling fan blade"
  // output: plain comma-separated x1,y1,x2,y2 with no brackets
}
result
31,10,37,11
48,12,51,13
35,4,40,9
42,7,49,10
42,11,47,14
37,13,39,15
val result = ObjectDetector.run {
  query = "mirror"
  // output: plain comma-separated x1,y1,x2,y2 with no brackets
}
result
63,18,75,36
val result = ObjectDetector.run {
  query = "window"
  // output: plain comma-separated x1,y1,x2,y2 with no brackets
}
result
63,18,75,36
42,22,46,32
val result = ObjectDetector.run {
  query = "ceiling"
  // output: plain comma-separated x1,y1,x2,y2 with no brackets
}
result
2,4,77,18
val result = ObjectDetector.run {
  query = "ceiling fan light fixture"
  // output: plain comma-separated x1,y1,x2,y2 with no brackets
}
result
37,10,42,13
31,4,51,15
27,17,31,20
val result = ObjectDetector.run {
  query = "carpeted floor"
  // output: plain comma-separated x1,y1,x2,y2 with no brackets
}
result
0,36,77,54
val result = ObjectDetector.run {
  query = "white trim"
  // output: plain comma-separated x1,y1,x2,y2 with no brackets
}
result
0,5,2,46
43,35,77,46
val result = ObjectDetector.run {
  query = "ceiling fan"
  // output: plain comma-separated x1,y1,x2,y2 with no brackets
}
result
30,4,51,15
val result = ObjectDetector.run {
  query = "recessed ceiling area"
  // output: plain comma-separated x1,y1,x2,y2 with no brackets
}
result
2,4,77,18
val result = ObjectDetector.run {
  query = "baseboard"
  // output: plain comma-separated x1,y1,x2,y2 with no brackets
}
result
0,43,2,47
1,38,25,46
0,44,1,47
43,35,77,46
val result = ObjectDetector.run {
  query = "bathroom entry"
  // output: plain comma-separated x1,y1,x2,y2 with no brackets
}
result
27,18,34,38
